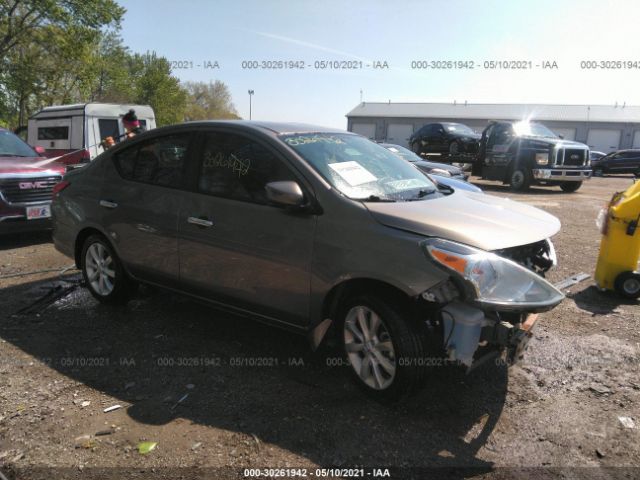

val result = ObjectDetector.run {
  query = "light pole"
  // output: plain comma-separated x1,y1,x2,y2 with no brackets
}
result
248,90,254,120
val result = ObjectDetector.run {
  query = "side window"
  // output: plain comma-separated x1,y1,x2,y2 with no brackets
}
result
427,125,441,136
37,126,69,140
198,132,296,205
99,119,120,143
493,125,512,144
113,134,191,188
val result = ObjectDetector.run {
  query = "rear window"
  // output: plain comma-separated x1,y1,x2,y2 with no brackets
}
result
37,126,69,140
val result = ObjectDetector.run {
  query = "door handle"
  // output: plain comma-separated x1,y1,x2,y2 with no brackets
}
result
99,200,118,209
187,216,213,228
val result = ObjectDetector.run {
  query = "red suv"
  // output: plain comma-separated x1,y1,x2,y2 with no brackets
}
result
0,128,66,233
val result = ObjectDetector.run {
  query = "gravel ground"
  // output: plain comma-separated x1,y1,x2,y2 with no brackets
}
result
0,176,638,480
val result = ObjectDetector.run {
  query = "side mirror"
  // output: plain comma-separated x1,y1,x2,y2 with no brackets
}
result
558,134,564,139
265,181,305,208
34,145,46,156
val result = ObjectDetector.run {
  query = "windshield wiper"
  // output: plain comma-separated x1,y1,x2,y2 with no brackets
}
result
357,194,396,202
407,188,437,201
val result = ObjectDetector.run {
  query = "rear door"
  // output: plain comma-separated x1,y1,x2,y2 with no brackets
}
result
178,129,317,327
611,152,640,173
99,131,193,285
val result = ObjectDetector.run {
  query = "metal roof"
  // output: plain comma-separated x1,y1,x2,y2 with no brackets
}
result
346,102,640,123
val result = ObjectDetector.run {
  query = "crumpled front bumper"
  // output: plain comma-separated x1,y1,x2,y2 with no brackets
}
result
441,301,539,368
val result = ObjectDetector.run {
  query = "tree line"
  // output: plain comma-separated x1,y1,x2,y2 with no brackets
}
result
0,0,239,130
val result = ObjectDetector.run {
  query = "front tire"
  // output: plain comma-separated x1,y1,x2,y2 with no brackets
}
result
340,294,427,402
560,181,582,193
614,271,640,299
509,168,531,191
81,234,136,304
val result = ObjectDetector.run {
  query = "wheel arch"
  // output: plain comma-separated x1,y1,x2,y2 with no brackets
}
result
74,226,113,268
309,277,418,349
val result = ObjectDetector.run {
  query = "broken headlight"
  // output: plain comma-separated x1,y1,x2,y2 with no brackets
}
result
423,238,564,311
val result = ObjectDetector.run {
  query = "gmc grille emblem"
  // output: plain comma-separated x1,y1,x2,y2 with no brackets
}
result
570,154,580,160
19,181,48,190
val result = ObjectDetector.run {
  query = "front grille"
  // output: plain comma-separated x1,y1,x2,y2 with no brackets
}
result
493,239,554,276
0,176,61,203
556,148,587,167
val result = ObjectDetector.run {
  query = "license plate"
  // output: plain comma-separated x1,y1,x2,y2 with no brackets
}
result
26,205,51,220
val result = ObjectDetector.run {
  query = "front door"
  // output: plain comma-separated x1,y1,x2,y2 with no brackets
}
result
178,129,317,327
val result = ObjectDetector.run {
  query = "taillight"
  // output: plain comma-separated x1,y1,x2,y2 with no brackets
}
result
52,181,70,198
81,149,91,163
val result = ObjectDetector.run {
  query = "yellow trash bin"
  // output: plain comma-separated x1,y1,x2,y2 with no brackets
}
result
595,180,640,298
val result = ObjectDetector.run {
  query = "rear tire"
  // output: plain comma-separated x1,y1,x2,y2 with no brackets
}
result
339,294,428,402
593,168,604,177
560,181,582,193
614,271,640,299
81,234,136,304
509,168,531,191
449,141,461,155
411,142,422,156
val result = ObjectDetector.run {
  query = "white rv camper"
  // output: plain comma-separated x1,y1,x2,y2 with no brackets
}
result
27,103,156,165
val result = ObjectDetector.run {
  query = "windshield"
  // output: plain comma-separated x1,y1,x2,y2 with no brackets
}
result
444,123,476,135
512,122,558,138
0,130,38,157
382,144,420,162
281,133,437,201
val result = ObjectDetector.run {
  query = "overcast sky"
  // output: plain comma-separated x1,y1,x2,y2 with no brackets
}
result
119,0,640,128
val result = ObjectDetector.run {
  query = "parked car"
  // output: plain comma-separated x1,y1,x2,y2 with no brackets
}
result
471,121,592,192
409,122,480,156
0,128,66,233
27,103,156,166
52,121,564,400
590,151,606,163
380,143,482,193
591,149,640,177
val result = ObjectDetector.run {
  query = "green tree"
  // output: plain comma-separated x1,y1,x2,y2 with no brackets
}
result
0,0,124,127
131,52,187,126
0,0,124,61
183,80,240,121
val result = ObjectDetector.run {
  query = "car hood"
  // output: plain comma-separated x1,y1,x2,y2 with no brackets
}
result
365,191,560,250
0,156,65,175
414,160,463,174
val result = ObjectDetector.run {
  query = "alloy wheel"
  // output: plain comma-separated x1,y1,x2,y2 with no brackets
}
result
85,242,116,296
344,305,396,390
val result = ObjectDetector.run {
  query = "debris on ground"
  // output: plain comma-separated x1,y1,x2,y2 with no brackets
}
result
137,442,158,455
618,416,636,429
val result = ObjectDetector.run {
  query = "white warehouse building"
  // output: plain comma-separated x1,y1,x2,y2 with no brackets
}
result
346,102,640,153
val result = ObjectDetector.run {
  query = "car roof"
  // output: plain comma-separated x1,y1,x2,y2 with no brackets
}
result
178,120,348,135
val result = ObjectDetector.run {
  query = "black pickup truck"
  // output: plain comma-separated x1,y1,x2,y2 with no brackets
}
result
471,121,592,192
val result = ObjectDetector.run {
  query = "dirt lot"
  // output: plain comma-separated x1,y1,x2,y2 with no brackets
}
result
0,176,638,479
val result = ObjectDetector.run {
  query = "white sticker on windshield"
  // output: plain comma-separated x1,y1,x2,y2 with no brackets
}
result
328,161,377,186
